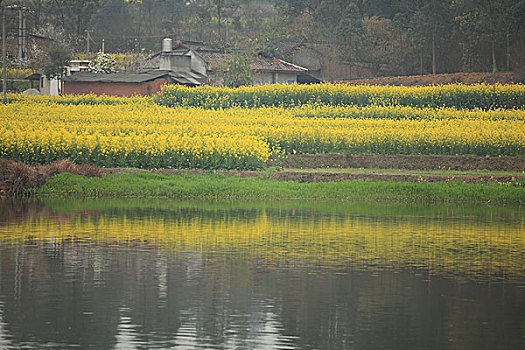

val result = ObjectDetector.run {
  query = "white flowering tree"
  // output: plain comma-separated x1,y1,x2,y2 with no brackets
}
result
88,51,117,73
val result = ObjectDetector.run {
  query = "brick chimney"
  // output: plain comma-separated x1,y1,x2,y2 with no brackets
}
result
274,58,280,67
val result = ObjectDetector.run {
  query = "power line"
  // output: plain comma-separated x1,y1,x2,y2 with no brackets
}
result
3,4,30,103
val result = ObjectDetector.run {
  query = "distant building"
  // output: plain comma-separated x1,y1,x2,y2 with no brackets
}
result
141,39,320,86
25,72,61,96
199,50,310,85
277,39,372,81
62,70,205,97
30,38,320,97
25,59,91,96
67,60,91,75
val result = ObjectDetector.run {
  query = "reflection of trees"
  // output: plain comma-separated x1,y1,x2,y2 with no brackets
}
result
0,199,50,226
2,240,523,348
0,301,12,348
271,268,525,349
0,241,192,348
0,243,119,348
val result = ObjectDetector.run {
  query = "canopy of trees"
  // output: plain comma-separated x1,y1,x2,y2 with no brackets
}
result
4,0,525,77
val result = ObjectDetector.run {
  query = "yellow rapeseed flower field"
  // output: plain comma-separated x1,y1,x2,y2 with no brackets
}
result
155,82,525,110
1,87,524,169
0,102,270,169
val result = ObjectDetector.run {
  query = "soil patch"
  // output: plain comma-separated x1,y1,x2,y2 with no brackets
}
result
145,168,521,184
276,154,525,172
269,172,519,184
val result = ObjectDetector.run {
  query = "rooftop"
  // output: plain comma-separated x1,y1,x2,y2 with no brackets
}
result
199,51,308,73
63,71,171,83
141,40,308,74
63,70,206,85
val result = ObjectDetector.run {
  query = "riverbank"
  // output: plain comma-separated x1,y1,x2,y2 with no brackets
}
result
2,156,524,203
36,171,524,203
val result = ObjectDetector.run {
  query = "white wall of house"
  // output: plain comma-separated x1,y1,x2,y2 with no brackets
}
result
188,51,207,76
253,72,297,85
40,75,60,95
159,50,207,76
161,55,192,71
67,60,90,74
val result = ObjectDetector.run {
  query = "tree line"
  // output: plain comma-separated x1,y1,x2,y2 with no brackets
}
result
3,0,525,77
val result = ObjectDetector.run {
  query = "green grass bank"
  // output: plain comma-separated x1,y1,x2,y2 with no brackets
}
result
38,172,525,204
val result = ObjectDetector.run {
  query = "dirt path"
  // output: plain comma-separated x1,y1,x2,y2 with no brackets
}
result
145,168,522,184
274,154,525,172
269,171,520,183
144,154,525,184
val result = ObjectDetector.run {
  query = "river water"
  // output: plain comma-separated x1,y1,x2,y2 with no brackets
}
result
0,198,523,349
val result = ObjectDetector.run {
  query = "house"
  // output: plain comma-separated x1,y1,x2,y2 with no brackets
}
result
198,49,310,85
29,38,316,96
60,42,207,96
277,39,372,81
67,60,91,75
30,51,206,96
141,39,319,86
24,59,91,96
25,72,60,96
62,70,205,97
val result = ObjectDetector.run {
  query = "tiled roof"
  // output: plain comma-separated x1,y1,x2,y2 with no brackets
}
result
63,71,170,83
139,55,161,70
275,38,305,55
169,70,207,85
140,47,308,74
139,48,196,70
63,70,206,86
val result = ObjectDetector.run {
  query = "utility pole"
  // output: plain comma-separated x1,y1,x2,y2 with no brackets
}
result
2,7,6,104
22,8,26,58
506,32,510,71
18,6,22,60
86,30,90,59
13,5,28,64
2,5,29,103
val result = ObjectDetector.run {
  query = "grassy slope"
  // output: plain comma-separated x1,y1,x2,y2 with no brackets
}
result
38,172,525,204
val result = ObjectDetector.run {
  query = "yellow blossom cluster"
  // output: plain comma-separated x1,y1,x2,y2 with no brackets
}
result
1,89,524,169
6,68,34,79
155,82,525,110
0,102,270,169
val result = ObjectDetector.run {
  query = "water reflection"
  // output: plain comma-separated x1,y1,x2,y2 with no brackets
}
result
0,198,523,349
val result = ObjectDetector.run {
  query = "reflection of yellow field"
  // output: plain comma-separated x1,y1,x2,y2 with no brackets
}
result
1,211,523,282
